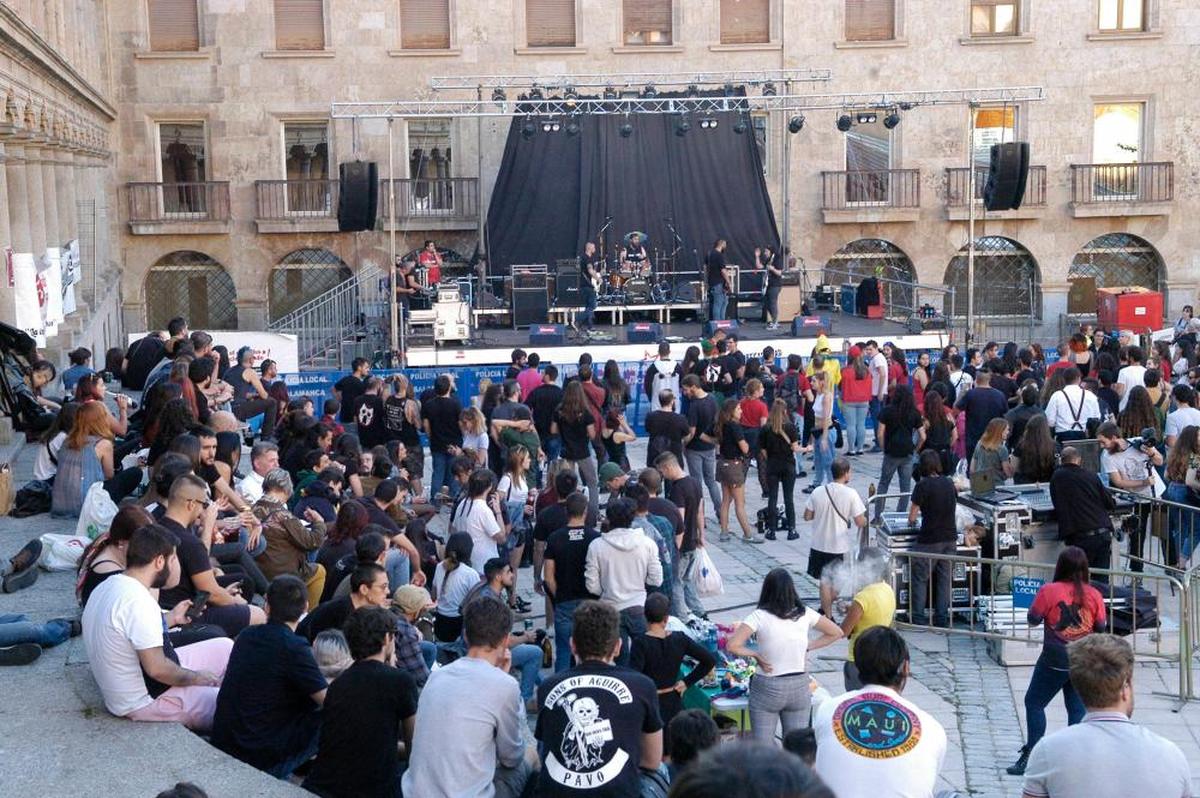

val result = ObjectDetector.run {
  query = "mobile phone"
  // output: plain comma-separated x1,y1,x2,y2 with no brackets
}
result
186,590,210,620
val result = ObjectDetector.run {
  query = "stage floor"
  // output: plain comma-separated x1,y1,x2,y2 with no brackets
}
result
405,310,950,367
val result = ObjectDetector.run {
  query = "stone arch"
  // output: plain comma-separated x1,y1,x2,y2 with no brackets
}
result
942,236,1042,319
268,248,353,321
823,238,917,313
1070,233,1165,295
144,251,237,330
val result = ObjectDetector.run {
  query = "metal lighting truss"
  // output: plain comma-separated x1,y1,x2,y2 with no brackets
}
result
331,86,1044,119
428,68,833,91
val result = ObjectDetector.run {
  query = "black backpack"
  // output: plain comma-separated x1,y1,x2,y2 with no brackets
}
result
10,480,52,517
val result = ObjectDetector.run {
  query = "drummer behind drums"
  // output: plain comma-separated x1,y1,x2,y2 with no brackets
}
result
622,232,651,278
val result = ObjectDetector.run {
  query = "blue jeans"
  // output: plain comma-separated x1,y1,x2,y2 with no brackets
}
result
1166,481,1198,563
0,614,72,648
617,607,647,667
512,643,542,700
879,454,913,511
543,435,562,466
684,448,721,516
265,713,322,780
420,640,437,670
843,402,869,453
553,599,581,673
710,284,728,321
811,431,834,487
385,548,410,590
868,397,883,447
581,286,597,329
672,550,708,619
1024,654,1085,752
429,450,460,499
238,527,268,558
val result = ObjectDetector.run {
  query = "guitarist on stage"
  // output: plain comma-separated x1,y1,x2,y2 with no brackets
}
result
705,238,732,321
578,241,600,330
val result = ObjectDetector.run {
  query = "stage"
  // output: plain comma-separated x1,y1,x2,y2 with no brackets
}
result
404,312,950,367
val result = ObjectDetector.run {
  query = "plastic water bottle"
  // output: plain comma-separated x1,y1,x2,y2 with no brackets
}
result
705,625,718,654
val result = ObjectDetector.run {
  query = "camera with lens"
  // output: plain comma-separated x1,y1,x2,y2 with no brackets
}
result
1127,427,1158,451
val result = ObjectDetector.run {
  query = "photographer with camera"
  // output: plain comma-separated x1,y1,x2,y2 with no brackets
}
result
1098,421,1164,577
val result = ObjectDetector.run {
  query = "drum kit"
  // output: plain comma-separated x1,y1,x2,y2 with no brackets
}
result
597,230,676,306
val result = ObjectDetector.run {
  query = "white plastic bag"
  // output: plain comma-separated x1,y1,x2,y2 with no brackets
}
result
40,533,91,571
952,459,970,492
75,481,118,540
695,547,724,597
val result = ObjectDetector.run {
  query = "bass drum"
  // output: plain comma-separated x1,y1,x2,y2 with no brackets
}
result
625,279,651,304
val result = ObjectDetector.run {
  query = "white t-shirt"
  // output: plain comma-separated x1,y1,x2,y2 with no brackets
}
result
740,606,821,676
80,573,166,717
32,432,66,481
804,482,866,555
452,498,503,571
948,369,974,397
814,685,947,798
1116,365,1147,411
238,470,265,503
433,562,481,617
1165,406,1200,441
1102,444,1155,497
870,353,889,397
462,430,490,456
497,473,529,506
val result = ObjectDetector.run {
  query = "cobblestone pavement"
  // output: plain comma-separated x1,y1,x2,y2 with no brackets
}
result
3,436,1200,796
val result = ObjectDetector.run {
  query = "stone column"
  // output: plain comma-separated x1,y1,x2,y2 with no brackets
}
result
54,149,77,242
40,145,61,250
0,143,12,254
23,144,47,256
5,143,33,254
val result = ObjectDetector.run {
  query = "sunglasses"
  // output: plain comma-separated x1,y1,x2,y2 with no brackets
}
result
187,496,212,509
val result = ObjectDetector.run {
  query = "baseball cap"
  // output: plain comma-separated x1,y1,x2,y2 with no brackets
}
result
392,585,433,615
599,462,626,485
848,345,862,358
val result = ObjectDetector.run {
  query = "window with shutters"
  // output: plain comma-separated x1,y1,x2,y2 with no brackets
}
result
720,0,770,44
147,0,200,52
274,0,326,50
526,0,576,47
623,0,673,45
972,106,1018,168
971,0,1017,35
844,0,896,41
400,0,452,49
1098,0,1144,31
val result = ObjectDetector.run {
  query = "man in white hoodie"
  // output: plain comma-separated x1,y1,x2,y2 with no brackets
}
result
643,342,682,412
585,498,664,667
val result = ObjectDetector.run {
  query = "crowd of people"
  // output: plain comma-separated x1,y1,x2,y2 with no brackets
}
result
5,313,1199,797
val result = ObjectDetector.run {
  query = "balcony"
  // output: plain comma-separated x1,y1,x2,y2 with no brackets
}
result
821,169,921,224
125,181,231,235
254,179,340,233
944,165,1047,220
379,177,480,231
1070,162,1173,218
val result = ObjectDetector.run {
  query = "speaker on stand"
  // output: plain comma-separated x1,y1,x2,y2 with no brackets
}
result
337,161,379,232
983,142,1030,211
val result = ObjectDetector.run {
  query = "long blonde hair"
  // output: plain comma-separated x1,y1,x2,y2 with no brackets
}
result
68,402,113,448
978,417,1009,451
767,398,790,436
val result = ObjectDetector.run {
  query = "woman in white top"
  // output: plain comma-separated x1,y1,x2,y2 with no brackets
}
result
33,403,78,482
458,407,490,467
449,468,507,573
808,370,836,490
727,567,843,742
497,444,536,614
430,532,481,643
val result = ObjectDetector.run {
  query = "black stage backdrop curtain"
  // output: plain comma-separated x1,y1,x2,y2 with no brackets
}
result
486,92,779,278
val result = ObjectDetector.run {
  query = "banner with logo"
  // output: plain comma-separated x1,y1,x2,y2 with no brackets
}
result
10,252,44,345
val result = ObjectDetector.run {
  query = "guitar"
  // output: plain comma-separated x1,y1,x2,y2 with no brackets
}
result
584,259,602,292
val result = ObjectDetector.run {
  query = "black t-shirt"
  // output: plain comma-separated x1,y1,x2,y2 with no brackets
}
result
958,387,1009,445
297,595,354,642
989,373,1017,401
506,365,522,381
760,422,800,465
156,517,212,609
536,660,662,798
334,376,365,423
685,394,718,451
316,539,357,604
304,659,417,798
423,395,463,453
877,405,922,458
211,621,327,771
646,496,682,542
354,496,401,535
555,409,593,461
353,393,389,448
122,335,165,390
670,476,702,552
719,424,746,460
544,525,600,603
704,249,726,288
534,501,598,544
644,410,690,467
766,259,783,288
911,476,959,544
528,383,565,439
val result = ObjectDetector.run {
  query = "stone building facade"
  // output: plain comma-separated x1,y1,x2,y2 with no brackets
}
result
27,1,1200,339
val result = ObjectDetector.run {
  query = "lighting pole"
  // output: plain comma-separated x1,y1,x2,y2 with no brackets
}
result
966,103,977,343
388,117,398,359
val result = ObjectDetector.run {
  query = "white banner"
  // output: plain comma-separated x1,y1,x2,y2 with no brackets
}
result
11,252,45,345
126,330,300,373
61,239,80,316
41,248,64,331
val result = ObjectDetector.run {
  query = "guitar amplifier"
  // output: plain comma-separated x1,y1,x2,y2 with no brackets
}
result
791,316,832,336
529,324,566,345
811,285,837,310
627,322,663,344
554,267,582,307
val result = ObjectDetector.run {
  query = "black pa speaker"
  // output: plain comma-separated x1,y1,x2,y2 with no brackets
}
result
983,142,1030,212
626,322,663,344
513,285,549,328
555,266,582,307
529,324,566,345
791,316,832,336
337,161,379,232
704,319,739,336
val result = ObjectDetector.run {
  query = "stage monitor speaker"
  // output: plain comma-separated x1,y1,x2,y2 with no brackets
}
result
555,267,582,307
791,316,832,336
626,322,663,344
983,142,1030,212
513,287,549,328
529,323,566,345
705,319,739,336
337,161,379,232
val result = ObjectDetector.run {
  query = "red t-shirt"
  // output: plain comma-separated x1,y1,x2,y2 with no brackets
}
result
887,361,908,396
738,397,769,429
1046,360,1073,378
417,250,441,283
1029,580,1107,654
840,368,873,403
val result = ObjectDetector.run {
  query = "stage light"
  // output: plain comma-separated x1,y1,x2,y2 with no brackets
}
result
643,84,657,98
836,114,853,132
528,86,544,101
521,118,536,140
675,115,691,137
687,84,699,97
541,119,561,133
733,115,749,135
788,115,805,134
723,82,736,96
603,85,618,101
762,81,777,97
565,120,580,137
856,112,877,125
699,116,718,130
898,101,915,111
491,88,507,104
564,86,578,110
883,109,901,129
619,122,634,138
